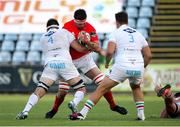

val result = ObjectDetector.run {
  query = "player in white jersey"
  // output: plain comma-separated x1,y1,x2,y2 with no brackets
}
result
69,11,152,121
16,18,87,120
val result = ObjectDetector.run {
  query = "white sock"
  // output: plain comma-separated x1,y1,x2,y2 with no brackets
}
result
80,100,94,117
72,91,85,106
22,93,39,114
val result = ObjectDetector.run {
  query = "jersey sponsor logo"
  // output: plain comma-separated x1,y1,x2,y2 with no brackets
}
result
126,70,141,77
123,28,136,33
49,63,65,69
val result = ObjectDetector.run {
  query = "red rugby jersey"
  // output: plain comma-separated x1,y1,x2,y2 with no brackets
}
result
63,20,98,60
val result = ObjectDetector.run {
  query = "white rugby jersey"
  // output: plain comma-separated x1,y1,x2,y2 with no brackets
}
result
40,28,75,65
108,25,148,68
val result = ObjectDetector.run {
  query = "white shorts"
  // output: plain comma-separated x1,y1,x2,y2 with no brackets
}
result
73,54,97,74
41,60,79,81
107,63,144,85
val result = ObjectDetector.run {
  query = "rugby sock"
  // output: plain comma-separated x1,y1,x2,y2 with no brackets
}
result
52,95,65,112
23,93,39,113
103,91,116,108
80,100,95,117
136,101,145,120
72,91,85,106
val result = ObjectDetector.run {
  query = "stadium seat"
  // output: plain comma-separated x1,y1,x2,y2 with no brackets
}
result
128,18,136,28
139,7,153,18
16,40,29,51
1,41,15,51
0,34,4,42
0,51,11,64
142,0,155,7
18,33,32,41
137,28,149,39
4,34,18,41
127,0,141,7
32,33,42,41
27,51,41,65
137,18,150,28
30,41,42,51
126,7,138,18
12,51,26,65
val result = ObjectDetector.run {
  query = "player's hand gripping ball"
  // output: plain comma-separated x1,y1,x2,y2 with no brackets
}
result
78,31,90,46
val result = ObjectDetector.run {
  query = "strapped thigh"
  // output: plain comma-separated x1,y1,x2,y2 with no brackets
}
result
93,73,105,85
71,79,85,90
59,82,70,92
37,81,50,92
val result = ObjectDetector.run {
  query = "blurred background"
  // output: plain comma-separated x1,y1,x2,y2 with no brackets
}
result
0,0,179,93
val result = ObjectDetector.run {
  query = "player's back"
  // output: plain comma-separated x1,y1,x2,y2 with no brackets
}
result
109,25,148,68
40,28,75,65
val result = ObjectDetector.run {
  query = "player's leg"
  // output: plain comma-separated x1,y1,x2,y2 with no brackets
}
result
66,76,86,113
16,76,55,120
130,82,145,121
70,76,118,120
86,67,127,115
45,82,69,119
77,54,127,115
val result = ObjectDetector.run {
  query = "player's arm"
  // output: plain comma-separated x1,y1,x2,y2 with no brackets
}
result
105,41,116,68
70,40,87,52
160,109,169,118
84,39,105,56
142,46,152,68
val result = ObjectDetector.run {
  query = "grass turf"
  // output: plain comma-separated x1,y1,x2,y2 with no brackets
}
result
0,93,179,126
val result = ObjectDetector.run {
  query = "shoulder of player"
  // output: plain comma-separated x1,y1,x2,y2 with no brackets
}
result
86,22,96,30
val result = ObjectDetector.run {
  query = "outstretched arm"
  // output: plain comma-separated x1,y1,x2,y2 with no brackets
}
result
70,40,87,52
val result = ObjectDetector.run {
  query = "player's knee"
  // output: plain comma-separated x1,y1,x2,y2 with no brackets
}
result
130,84,140,90
71,79,85,90
93,73,105,85
59,83,70,92
37,81,50,92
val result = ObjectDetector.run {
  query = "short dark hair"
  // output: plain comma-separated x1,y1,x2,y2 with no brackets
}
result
74,9,87,20
115,11,128,24
46,18,59,28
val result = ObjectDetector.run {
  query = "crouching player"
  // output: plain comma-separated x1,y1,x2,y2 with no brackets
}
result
155,84,180,118
16,18,88,119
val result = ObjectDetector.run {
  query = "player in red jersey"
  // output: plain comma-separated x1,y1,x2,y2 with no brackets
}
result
45,9,128,119
155,84,180,118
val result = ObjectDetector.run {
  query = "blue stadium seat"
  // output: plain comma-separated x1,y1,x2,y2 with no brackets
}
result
126,7,138,18
1,41,15,51
18,33,32,41
127,0,141,7
16,40,29,51
137,28,149,39
128,18,136,28
0,51,11,64
27,51,41,64
30,41,42,51
139,7,153,18
12,51,26,65
137,18,150,28
4,34,18,41
142,0,155,7
32,33,42,41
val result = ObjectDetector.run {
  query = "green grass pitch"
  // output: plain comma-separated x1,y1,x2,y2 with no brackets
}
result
0,93,180,126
